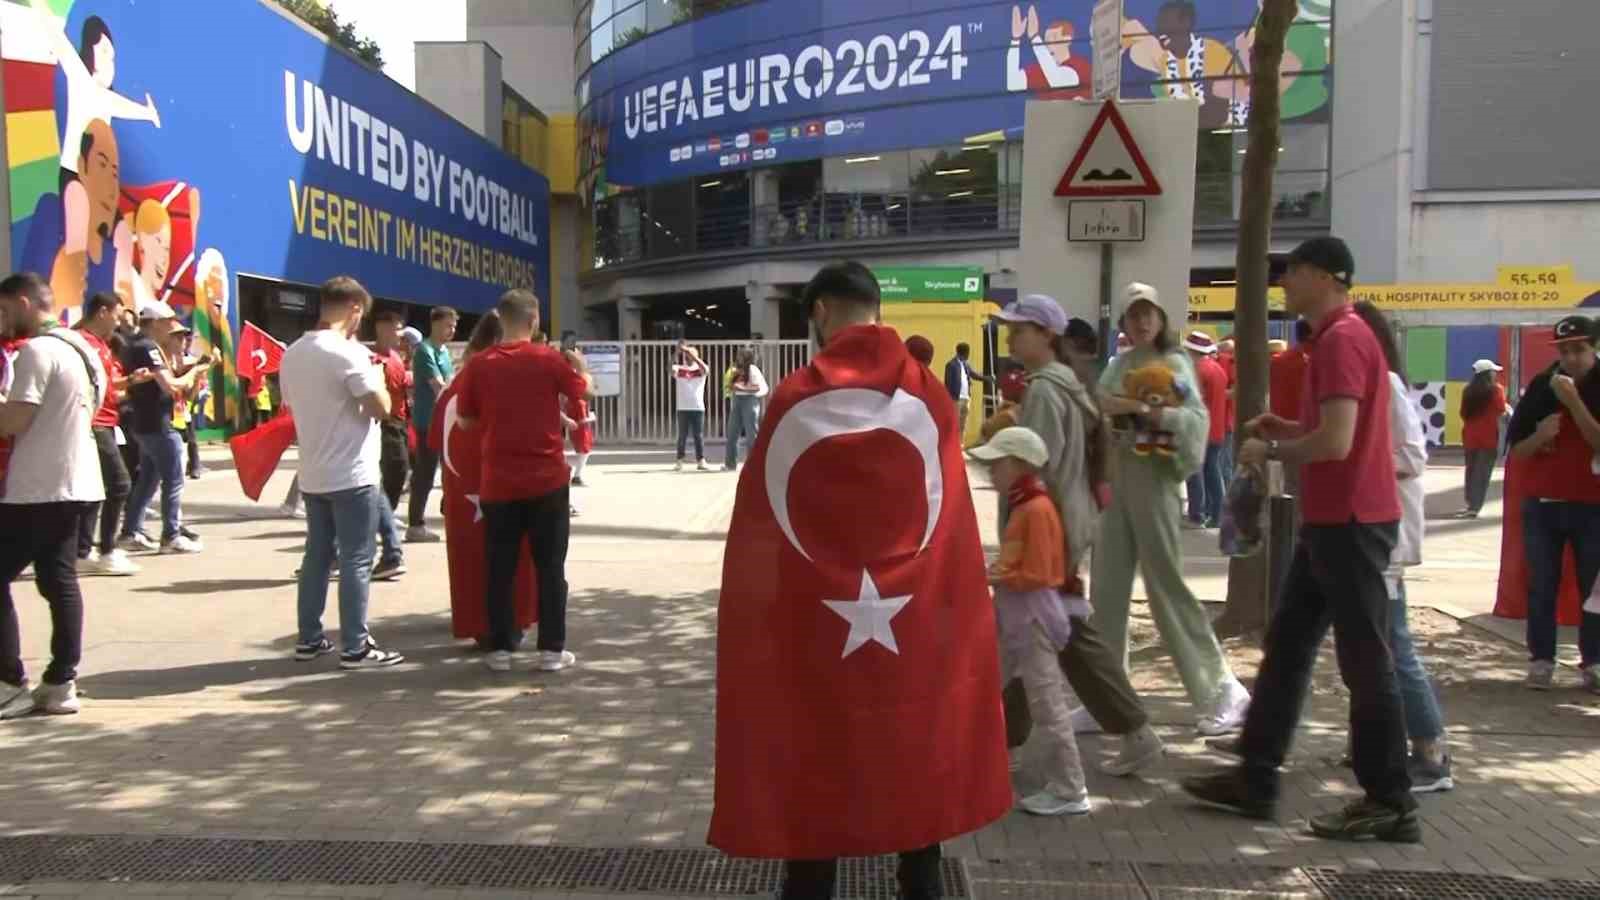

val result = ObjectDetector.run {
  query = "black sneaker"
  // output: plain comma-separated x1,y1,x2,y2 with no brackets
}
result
571,475,586,487
371,558,407,582
293,638,335,662
339,641,404,670
1180,770,1276,821
1308,799,1421,843
1409,753,1454,794
179,525,201,541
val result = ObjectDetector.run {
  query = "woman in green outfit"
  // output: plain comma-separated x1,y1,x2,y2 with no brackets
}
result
1087,282,1251,737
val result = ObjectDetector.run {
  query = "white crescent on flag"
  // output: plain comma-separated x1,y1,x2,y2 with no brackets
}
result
441,393,462,477
250,348,267,370
763,387,943,562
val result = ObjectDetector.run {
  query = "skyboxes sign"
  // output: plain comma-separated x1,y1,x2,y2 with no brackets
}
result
2,0,550,327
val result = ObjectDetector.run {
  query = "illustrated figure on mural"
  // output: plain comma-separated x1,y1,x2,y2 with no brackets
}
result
1006,5,1091,100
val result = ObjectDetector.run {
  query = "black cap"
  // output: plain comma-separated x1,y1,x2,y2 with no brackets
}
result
1551,315,1598,345
1286,236,1355,287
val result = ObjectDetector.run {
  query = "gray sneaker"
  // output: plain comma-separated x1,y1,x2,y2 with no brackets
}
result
1527,660,1556,691
404,526,441,544
33,680,80,716
1409,753,1454,794
1103,725,1165,777
1582,665,1600,696
0,680,36,720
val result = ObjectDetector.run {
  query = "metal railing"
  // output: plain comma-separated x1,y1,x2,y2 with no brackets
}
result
579,340,812,444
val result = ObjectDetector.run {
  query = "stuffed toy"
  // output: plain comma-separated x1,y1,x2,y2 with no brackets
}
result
1119,363,1188,456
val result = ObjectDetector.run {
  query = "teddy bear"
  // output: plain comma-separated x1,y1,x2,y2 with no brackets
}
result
1118,363,1189,457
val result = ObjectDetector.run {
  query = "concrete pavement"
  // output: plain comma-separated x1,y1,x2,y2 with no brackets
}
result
2,447,1599,898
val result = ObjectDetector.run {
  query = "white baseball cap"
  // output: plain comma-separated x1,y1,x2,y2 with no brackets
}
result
1183,331,1218,355
1472,359,1504,374
138,300,178,321
1123,282,1160,312
967,426,1049,468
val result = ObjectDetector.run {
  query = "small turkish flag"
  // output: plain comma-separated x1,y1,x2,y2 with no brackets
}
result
237,322,286,397
709,324,1010,860
428,380,538,641
228,410,295,501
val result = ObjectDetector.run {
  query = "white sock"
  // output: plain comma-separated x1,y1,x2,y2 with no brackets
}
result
573,453,590,480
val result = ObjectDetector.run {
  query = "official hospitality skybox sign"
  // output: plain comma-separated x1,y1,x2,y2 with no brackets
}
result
579,0,1332,191
2,0,551,329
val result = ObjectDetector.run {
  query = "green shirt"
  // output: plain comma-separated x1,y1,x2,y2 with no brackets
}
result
412,339,454,429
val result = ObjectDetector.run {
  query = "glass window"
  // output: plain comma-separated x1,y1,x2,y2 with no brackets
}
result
644,180,694,259
610,0,647,52
822,151,910,240
589,0,614,63
906,145,1000,235
696,170,750,252
753,160,823,245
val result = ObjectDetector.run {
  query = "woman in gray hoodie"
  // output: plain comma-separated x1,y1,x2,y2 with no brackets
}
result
993,295,1164,778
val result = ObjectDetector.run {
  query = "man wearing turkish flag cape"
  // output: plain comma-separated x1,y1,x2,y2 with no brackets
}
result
710,263,1009,899
426,328,538,644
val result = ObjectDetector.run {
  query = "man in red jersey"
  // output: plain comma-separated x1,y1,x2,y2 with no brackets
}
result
455,290,591,675
74,292,143,575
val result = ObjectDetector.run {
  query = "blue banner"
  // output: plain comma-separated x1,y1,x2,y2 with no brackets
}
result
580,0,1332,191
3,0,551,326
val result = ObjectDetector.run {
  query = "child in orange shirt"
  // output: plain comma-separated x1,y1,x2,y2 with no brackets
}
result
970,426,1092,817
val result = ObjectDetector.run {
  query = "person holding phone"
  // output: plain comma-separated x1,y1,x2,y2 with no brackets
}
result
673,342,709,471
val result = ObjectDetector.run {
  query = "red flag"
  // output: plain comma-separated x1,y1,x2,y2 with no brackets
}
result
428,379,538,641
237,323,286,397
228,411,295,501
1495,454,1583,625
709,324,1010,860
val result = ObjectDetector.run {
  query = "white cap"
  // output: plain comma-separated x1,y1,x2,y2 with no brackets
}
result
967,426,1049,468
1183,331,1218,355
138,300,178,321
1123,282,1159,312
1472,359,1504,374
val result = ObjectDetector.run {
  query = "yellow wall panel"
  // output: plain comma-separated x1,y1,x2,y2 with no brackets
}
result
1444,380,1466,447
543,114,577,195
6,109,59,167
880,301,991,445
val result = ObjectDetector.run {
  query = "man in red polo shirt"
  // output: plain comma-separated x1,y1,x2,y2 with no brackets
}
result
1182,237,1418,843
456,290,592,674
1506,314,1600,691
1183,331,1228,528
75,293,142,576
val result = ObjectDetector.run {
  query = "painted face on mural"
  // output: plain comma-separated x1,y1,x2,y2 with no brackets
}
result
91,34,116,89
138,223,172,290
1155,2,1197,51
78,120,121,243
1044,22,1073,66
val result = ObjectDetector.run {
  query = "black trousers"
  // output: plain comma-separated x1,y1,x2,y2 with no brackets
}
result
379,420,410,511
1236,520,1415,811
183,420,201,475
0,502,88,687
408,444,440,528
782,845,942,900
78,427,132,558
1003,613,1148,745
482,486,571,653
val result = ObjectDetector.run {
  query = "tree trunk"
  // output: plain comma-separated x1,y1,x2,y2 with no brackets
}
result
1215,0,1299,640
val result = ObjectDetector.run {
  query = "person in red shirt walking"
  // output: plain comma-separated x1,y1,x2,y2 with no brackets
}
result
1456,359,1509,519
371,311,413,512
1505,316,1600,691
1183,331,1229,528
1269,320,1313,494
455,290,593,674
74,293,143,576
1183,236,1419,843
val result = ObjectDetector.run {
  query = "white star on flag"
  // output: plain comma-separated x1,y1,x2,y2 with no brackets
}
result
823,571,912,658
466,494,483,523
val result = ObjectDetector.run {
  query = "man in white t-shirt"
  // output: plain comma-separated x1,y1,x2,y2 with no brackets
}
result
673,342,709,471
0,272,106,720
280,276,403,670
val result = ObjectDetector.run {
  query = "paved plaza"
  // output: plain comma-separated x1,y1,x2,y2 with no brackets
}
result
2,448,1600,899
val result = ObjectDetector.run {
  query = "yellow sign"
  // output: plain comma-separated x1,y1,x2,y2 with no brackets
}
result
1187,282,1600,313
1495,265,1573,288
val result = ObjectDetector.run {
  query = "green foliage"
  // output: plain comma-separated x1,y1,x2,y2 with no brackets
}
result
277,0,385,69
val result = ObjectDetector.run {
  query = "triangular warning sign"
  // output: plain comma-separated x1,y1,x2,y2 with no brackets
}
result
1054,101,1162,197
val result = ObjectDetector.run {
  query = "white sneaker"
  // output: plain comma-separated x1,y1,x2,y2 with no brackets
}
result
119,532,158,553
1019,789,1091,817
160,534,204,554
696,460,710,471
537,650,577,672
674,461,684,472
1197,677,1251,737
90,549,140,577
1068,706,1104,735
76,550,100,572
0,681,35,720
33,680,79,716
484,650,515,672
279,503,305,520
1102,726,1165,777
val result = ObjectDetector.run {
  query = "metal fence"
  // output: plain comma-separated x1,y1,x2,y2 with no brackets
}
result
579,340,811,445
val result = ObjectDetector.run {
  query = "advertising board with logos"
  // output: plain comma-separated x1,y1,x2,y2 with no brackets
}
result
578,0,1333,192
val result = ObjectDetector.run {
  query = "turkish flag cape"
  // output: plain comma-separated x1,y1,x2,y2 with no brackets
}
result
428,379,538,641
709,324,1010,860
1494,454,1583,625
237,323,286,397
229,411,295,501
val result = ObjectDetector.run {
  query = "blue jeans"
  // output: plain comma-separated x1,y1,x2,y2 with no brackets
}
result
123,429,185,542
1522,499,1600,666
1387,578,1445,741
298,485,378,655
676,410,704,462
725,395,760,469
1186,441,1225,524
375,486,403,566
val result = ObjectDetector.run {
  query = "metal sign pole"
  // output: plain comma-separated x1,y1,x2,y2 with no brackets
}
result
1099,242,1114,362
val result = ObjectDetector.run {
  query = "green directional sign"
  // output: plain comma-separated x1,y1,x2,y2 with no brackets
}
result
873,266,985,302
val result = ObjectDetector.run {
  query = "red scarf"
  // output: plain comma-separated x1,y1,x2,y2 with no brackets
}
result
1007,473,1050,508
